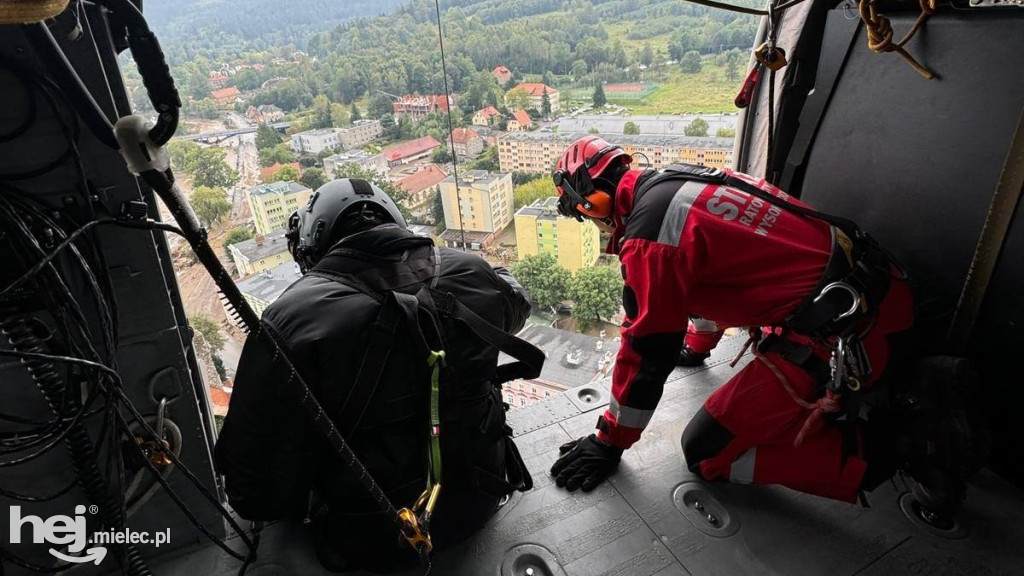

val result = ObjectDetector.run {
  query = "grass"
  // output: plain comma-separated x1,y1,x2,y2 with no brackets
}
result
611,61,742,115
603,22,673,57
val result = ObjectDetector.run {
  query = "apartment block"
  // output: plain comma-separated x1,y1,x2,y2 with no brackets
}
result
247,181,313,235
515,197,601,273
439,170,513,248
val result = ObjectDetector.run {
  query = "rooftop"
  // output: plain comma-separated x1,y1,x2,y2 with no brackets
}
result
476,106,500,118
515,196,560,220
513,109,532,126
236,261,303,303
438,229,493,244
450,127,480,144
382,135,442,161
249,181,310,197
396,164,447,194
503,324,620,389
441,169,508,187
210,86,239,99
499,131,735,149
259,162,301,182
292,128,338,137
513,82,558,96
228,228,290,262
555,113,739,137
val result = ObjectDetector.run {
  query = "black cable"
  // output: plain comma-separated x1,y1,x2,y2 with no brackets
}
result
433,0,465,252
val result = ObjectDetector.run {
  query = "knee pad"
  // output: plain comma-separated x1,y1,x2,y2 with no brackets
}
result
681,407,734,474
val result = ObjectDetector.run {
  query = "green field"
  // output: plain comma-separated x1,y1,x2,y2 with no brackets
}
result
625,64,740,114
603,22,673,57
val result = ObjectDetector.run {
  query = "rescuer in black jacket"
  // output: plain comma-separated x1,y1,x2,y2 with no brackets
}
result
215,179,534,572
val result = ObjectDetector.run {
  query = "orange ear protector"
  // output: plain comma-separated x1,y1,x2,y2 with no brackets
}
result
578,189,613,219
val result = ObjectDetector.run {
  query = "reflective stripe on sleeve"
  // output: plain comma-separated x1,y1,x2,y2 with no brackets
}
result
609,397,656,429
729,447,757,484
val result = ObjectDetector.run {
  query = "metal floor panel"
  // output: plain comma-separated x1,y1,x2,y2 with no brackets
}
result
146,335,1024,576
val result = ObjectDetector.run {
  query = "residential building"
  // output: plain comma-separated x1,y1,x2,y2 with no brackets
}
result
322,150,388,179
501,325,619,409
509,83,560,113
396,164,447,220
246,104,285,124
507,109,532,132
290,128,340,155
497,131,735,174
472,106,501,127
210,86,240,107
247,181,313,235
236,261,303,318
259,162,301,183
382,135,442,166
391,94,456,122
209,72,228,85
492,65,512,85
449,127,484,159
473,126,500,147
555,113,739,138
515,197,600,273
228,229,292,278
336,120,383,151
438,170,513,250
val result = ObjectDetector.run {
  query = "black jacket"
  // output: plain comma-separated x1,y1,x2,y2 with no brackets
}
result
215,225,531,566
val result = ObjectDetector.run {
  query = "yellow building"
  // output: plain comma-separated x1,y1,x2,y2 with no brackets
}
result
515,197,600,273
247,181,313,235
439,170,514,234
227,229,292,278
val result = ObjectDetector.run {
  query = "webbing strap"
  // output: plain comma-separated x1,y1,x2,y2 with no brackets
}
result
337,293,403,438
426,351,445,486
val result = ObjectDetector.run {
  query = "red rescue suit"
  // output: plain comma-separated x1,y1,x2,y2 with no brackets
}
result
599,168,913,502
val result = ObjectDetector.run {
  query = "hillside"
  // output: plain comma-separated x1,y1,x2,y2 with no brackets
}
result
144,0,407,64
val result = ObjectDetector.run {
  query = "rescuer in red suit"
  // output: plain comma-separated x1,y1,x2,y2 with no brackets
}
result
547,135,947,505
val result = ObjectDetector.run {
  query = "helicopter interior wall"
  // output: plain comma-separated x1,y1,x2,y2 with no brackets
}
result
783,11,1024,486
0,10,225,569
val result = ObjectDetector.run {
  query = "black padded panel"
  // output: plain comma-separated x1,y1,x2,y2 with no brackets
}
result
794,11,1024,484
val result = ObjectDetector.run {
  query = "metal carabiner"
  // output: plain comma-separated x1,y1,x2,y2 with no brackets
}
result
814,282,861,321
155,397,168,440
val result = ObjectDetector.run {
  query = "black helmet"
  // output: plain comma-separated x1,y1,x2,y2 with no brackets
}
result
287,178,407,271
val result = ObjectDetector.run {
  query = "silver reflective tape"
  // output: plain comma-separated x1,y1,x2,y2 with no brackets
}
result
689,315,718,333
657,181,706,247
730,447,757,484
609,397,655,429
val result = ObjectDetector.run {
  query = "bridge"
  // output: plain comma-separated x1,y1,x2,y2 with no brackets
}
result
177,121,291,143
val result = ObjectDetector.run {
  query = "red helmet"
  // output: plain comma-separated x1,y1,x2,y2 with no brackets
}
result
553,135,631,221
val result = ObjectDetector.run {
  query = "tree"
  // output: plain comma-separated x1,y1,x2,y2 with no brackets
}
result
511,253,571,312
432,148,452,164
188,313,225,355
311,94,332,129
505,88,531,112
588,126,600,135
513,177,556,209
169,140,201,172
191,147,240,189
592,83,607,108
349,102,362,122
300,167,327,190
541,89,552,118
464,146,499,172
369,93,394,118
716,127,736,138
725,55,741,83
258,143,297,167
684,118,710,137
680,50,703,74
571,59,589,81
640,43,655,67
223,227,254,258
190,186,231,227
255,123,283,150
267,164,300,183
432,189,446,231
331,102,348,127
569,265,622,330
623,121,640,135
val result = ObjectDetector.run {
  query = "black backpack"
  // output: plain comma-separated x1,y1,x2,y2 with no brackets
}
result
306,266,543,571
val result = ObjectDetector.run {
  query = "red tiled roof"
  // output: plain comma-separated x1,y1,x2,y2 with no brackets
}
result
477,106,500,119
210,86,240,100
397,164,447,194
493,66,510,75
209,385,232,416
450,127,480,145
513,83,557,97
260,162,301,182
382,135,442,162
604,83,644,93
513,109,532,127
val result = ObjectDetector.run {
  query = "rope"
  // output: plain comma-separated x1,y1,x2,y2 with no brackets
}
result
753,347,842,447
858,0,936,80
680,0,812,16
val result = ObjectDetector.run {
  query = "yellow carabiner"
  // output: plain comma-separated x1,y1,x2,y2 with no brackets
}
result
398,508,433,555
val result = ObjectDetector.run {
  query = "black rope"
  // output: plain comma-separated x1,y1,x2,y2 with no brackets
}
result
433,0,466,251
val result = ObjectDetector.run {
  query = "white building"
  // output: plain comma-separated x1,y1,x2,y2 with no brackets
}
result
322,150,389,179
290,128,340,155
336,120,383,151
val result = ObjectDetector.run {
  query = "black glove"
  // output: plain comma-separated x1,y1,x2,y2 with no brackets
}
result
550,434,623,492
677,345,710,367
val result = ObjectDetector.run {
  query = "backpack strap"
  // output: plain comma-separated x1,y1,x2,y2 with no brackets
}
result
427,288,544,384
